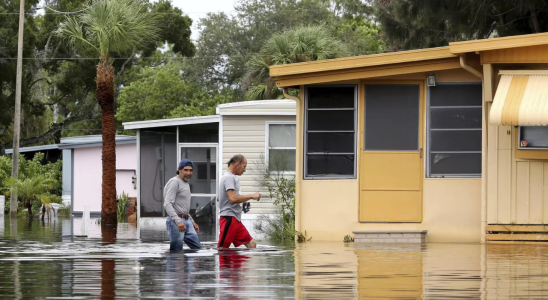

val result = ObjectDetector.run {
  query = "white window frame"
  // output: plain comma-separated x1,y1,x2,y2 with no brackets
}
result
426,82,482,178
304,85,358,180
265,121,297,174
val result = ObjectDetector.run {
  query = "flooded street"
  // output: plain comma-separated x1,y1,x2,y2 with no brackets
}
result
1,217,548,299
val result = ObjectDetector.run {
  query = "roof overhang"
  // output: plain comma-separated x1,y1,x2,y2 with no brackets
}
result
123,115,220,130
490,70,548,126
57,138,136,149
273,56,463,87
216,100,296,115
449,32,548,54
5,144,59,154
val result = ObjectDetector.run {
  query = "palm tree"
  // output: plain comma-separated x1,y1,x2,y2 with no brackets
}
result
5,176,55,219
244,26,348,100
56,0,160,225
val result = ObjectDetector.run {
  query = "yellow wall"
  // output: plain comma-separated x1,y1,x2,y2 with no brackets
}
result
485,64,548,225
487,123,548,224
296,69,484,243
299,179,481,242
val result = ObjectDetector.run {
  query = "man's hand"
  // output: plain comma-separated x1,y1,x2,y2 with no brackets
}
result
193,222,200,233
251,192,261,201
177,221,186,232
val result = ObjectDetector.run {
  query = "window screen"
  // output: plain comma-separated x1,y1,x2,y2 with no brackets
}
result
305,86,356,178
364,85,420,151
428,83,482,177
267,123,296,172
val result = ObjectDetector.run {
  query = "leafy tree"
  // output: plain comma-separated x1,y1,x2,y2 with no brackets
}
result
116,62,234,122
1,0,195,153
244,25,347,100
371,0,548,50
0,153,62,215
56,0,161,226
185,0,381,97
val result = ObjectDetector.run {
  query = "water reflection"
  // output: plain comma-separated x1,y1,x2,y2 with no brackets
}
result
2,216,548,299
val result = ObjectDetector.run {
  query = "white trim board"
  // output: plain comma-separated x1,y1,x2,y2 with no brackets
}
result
216,100,296,115
123,115,220,130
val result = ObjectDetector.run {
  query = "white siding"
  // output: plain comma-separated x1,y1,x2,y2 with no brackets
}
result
222,115,296,214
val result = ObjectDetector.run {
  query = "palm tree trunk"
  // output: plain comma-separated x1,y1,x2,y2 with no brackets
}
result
97,58,117,226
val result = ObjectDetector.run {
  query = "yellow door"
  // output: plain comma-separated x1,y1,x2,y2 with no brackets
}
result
360,83,424,222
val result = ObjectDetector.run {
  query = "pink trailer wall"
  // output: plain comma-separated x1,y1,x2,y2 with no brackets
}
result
73,143,137,212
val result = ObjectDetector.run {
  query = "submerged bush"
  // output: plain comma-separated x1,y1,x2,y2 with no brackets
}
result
0,153,63,215
254,154,309,243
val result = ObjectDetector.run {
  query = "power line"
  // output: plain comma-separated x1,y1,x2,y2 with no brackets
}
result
40,0,105,14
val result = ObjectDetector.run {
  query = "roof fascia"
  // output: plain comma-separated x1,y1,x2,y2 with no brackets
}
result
269,47,454,77
450,32,548,54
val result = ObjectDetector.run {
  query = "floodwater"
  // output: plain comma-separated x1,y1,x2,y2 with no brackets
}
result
1,217,548,299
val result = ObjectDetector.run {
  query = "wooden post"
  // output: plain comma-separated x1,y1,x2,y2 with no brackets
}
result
10,0,25,217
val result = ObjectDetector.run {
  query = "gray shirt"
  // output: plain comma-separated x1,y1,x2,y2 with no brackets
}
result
219,171,242,221
163,176,192,224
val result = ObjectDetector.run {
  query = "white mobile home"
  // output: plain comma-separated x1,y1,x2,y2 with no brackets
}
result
217,100,296,238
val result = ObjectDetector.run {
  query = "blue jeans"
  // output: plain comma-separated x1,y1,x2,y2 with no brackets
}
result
166,217,202,250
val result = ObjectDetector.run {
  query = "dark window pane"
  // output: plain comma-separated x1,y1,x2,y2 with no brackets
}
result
520,126,548,148
430,107,482,129
307,86,355,108
180,147,216,194
308,132,354,153
430,153,481,175
364,84,419,150
430,84,482,107
308,110,354,131
430,131,482,152
197,163,216,180
269,149,296,172
307,155,354,176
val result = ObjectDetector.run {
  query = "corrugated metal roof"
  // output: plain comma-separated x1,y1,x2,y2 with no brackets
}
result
490,71,548,126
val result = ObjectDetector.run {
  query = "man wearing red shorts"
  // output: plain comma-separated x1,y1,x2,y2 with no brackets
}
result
218,154,261,249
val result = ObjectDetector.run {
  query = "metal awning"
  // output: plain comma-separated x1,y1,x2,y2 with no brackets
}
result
490,70,548,126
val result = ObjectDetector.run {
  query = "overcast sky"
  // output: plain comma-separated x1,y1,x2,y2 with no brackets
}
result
169,0,237,39
38,0,237,40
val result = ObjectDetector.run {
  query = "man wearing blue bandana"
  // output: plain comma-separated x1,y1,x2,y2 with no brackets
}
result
163,159,202,250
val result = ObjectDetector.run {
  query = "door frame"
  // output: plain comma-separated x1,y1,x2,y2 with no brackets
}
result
358,80,426,222
177,143,219,234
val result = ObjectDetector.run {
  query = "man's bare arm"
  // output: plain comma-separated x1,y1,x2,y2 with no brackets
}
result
227,190,260,204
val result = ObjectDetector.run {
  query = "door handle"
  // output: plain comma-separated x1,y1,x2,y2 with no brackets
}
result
420,148,423,158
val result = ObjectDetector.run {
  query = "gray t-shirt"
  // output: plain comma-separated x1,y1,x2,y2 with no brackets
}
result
219,171,242,221
163,176,192,224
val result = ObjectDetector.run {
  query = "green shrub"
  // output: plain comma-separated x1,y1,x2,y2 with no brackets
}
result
0,153,62,215
117,192,129,223
253,154,310,243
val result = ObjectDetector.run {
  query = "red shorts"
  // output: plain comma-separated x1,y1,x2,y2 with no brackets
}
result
218,216,253,248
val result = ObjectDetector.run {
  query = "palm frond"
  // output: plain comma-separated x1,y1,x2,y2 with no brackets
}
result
244,25,347,101
56,0,161,58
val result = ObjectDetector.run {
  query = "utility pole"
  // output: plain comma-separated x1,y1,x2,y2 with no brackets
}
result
10,0,25,217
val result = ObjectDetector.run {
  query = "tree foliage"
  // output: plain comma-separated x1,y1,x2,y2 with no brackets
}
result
0,153,63,214
0,0,196,153
244,25,347,100
371,0,548,50
184,0,382,93
116,62,234,122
